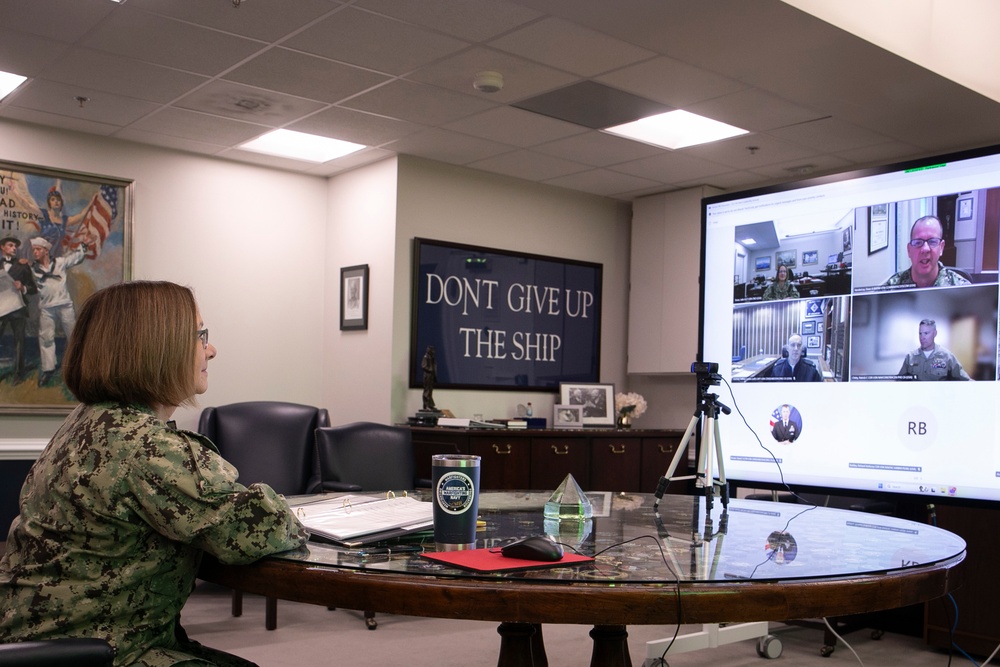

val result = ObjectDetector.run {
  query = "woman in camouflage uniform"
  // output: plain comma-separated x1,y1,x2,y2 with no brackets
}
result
0,281,308,666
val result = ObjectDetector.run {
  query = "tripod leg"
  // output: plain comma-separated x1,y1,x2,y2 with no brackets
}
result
657,414,699,496
700,416,715,512
713,417,730,507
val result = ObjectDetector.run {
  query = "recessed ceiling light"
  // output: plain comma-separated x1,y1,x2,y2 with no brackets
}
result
740,238,757,245
602,110,748,150
238,129,365,163
0,71,27,101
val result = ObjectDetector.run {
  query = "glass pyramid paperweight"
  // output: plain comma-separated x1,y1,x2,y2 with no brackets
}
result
543,473,593,520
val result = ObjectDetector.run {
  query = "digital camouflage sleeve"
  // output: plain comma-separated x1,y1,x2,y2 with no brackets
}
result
0,402,309,666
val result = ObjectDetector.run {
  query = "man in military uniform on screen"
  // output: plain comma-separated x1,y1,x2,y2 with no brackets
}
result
767,334,822,382
883,215,971,288
898,319,971,381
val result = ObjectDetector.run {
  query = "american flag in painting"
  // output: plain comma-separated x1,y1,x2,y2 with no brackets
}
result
72,185,119,259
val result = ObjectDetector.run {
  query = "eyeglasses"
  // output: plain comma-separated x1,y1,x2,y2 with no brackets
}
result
196,328,209,349
908,237,943,249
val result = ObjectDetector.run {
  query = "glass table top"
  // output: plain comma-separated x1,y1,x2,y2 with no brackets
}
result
274,491,966,586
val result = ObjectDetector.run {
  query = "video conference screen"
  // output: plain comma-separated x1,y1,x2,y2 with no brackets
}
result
701,144,1000,505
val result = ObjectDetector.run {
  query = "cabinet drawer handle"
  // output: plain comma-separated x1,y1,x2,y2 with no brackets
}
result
658,444,675,454
551,444,569,455
492,443,512,455
609,444,627,455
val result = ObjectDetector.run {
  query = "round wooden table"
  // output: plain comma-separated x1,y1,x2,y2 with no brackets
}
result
199,492,965,666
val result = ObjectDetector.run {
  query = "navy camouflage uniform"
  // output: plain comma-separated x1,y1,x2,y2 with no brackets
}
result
898,344,971,381
883,262,971,287
0,402,309,666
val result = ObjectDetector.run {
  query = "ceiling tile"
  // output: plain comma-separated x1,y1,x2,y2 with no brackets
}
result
114,127,230,155
682,133,819,170
283,7,469,76
354,0,542,41
388,128,515,165
341,79,496,126
489,16,655,77
42,48,209,104
443,106,586,148
532,130,663,167
513,81,670,129
467,148,589,181
80,5,264,76
768,116,892,153
1,0,114,42
8,79,160,127
0,107,121,137
127,107,269,145
405,47,578,104
596,56,747,108
223,48,390,104
686,88,825,133
609,150,733,184
131,0,343,42
0,28,71,77
173,79,326,125
289,106,425,147
543,168,664,197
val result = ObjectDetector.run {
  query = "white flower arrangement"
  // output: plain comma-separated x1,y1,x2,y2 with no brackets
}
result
614,392,647,419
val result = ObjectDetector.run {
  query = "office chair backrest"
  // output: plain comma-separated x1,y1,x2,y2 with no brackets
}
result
0,638,115,667
198,401,330,495
315,422,415,492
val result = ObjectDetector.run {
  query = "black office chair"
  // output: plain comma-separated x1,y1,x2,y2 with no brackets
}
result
0,638,115,666
198,400,330,630
314,422,428,629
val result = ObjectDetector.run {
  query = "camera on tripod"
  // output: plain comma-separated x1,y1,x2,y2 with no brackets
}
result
691,361,722,389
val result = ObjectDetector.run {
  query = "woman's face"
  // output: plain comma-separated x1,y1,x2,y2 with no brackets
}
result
193,310,217,396
777,266,788,281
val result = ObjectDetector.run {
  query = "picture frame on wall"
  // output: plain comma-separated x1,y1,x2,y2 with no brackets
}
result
0,160,133,414
559,382,615,427
802,250,818,265
775,249,796,268
958,197,974,221
807,335,821,348
869,204,889,254
340,264,369,330
552,404,583,429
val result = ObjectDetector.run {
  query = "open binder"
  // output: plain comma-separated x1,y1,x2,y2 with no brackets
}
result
289,494,434,547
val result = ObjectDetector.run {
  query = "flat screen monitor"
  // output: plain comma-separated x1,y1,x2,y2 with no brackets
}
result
701,143,1000,506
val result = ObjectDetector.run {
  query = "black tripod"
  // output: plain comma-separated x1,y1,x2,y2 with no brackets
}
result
654,362,731,512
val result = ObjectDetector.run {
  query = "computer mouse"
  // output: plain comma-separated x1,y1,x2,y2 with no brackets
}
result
500,535,564,562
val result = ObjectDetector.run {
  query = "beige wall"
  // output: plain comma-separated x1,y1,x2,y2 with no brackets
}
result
0,119,329,438
0,120,648,443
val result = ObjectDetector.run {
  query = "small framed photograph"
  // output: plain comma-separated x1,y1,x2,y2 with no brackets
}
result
340,264,369,330
802,250,818,265
553,404,583,429
806,335,821,348
775,249,796,268
755,256,771,271
958,197,974,221
800,320,815,335
559,382,615,427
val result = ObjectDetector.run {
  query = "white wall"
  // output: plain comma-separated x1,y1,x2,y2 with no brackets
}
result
0,121,643,441
0,119,328,436
390,157,632,425
322,158,399,423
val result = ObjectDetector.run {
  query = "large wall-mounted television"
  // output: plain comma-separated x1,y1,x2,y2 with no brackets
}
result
701,144,1000,506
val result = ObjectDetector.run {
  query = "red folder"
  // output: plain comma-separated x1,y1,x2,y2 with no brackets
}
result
420,548,593,573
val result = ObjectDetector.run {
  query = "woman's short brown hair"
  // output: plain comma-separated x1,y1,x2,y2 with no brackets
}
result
63,281,199,407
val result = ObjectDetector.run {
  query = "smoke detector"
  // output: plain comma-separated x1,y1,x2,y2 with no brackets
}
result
473,71,504,93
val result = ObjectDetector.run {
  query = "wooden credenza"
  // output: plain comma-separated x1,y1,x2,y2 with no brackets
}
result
409,427,688,494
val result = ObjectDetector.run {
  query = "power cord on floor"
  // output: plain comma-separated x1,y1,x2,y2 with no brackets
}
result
822,617,864,666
